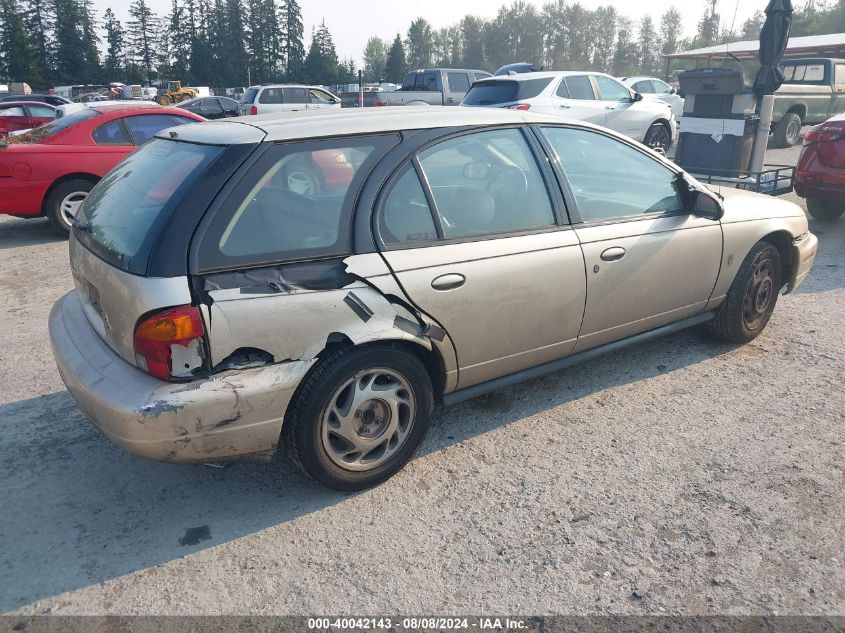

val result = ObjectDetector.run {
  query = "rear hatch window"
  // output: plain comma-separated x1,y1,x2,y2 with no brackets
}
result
241,88,259,104
462,78,553,105
74,139,223,275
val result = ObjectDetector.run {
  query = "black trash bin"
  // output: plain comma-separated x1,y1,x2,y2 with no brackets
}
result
675,68,758,178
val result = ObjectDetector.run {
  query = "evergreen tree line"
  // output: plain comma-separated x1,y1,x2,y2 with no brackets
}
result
1,0,844,90
0,0,359,89
364,0,845,83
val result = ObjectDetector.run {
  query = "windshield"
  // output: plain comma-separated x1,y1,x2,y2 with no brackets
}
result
462,78,553,105
74,139,223,275
1,109,100,144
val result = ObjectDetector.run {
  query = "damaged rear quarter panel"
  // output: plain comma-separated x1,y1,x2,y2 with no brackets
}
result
203,255,457,390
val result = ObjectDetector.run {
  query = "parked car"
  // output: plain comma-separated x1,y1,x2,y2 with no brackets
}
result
619,76,684,120
770,58,845,148
0,101,56,136
177,96,241,119
494,62,542,76
795,110,845,220
0,104,204,232
381,68,492,106
462,72,676,152
0,93,71,107
48,108,817,490
239,84,341,116
339,92,389,108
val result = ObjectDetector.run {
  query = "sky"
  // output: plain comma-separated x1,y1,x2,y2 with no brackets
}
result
94,0,765,65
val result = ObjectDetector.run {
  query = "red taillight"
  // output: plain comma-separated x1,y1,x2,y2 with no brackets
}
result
250,105,258,115
504,103,531,111
372,98,386,107
803,124,845,145
134,306,205,382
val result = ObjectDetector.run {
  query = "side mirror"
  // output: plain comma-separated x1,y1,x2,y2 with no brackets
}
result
631,92,644,102
691,190,724,221
670,87,677,95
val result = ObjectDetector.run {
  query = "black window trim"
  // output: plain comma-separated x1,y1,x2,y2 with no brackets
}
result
192,132,401,274
533,123,691,227
373,124,570,252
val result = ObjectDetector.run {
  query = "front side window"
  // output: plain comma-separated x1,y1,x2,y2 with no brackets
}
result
283,88,309,104
201,135,397,269
28,104,55,117
595,76,631,101
542,127,683,222
308,88,336,104
566,75,596,100
415,128,556,239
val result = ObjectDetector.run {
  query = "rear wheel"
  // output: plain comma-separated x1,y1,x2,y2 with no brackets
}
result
282,344,434,490
45,178,96,235
710,242,782,343
158,96,171,106
771,112,803,148
807,198,844,221
643,122,672,153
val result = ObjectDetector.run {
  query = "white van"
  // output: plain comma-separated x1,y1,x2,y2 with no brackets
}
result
239,84,341,116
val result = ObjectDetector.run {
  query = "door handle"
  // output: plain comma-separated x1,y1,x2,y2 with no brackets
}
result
600,247,626,262
447,97,454,103
559,104,571,109
431,273,465,291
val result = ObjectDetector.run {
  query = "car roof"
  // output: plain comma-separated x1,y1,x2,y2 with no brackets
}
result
474,71,609,82
247,84,323,90
0,100,56,109
621,76,663,83
159,106,603,145
88,104,166,114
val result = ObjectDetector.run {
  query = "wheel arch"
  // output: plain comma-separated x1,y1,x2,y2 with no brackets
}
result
40,172,100,216
786,104,807,120
760,230,797,290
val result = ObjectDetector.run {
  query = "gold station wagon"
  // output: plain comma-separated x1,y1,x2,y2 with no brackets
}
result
49,108,818,489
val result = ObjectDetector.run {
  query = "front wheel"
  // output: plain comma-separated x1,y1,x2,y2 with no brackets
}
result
45,178,96,235
771,112,803,148
282,344,434,490
643,122,672,153
807,198,844,221
710,242,782,343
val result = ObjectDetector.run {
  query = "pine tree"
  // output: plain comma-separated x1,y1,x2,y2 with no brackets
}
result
279,0,303,81
696,0,721,47
460,15,485,69
127,0,161,83
167,0,191,80
0,0,40,82
362,36,386,82
660,7,683,58
384,33,405,83
406,18,432,69
23,0,52,85
51,0,100,84
102,7,125,78
638,15,658,77
302,20,339,85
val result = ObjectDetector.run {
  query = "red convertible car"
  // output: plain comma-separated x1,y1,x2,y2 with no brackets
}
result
795,111,845,221
0,104,204,232
0,101,56,136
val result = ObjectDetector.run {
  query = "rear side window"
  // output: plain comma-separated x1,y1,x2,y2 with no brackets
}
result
379,166,438,244
28,104,55,117
634,80,654,93
75,140,223,275
781,63,826,84
283,88,309,103
566,75,596,100
462,78,552,105
124,114,196,145
242,88,259,104
259,88,284,104
1,106,25,116
447,73,470,93
198,134,398,270
92,119,131,145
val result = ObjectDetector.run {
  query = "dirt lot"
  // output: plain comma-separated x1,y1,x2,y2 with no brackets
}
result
0,143,842,616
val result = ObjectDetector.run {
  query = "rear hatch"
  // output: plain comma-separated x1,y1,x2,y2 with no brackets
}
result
239,87,259,115
461,77,553,107
69,137,228,366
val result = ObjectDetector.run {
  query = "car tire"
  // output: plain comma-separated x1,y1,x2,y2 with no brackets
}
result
643,122,672,153
806,198,844,221
710,241,782,343
282,343,434,490
771,112,803,148
45,178,96,235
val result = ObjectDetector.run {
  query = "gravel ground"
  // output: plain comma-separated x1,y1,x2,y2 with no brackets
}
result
0,142,842,616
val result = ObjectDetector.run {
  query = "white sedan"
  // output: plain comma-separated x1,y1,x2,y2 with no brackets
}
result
620,76,685,120
462,71,676,152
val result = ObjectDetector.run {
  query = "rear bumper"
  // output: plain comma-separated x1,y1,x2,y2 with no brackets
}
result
49,291,315,463
788,231,818,293
794,181,845,203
